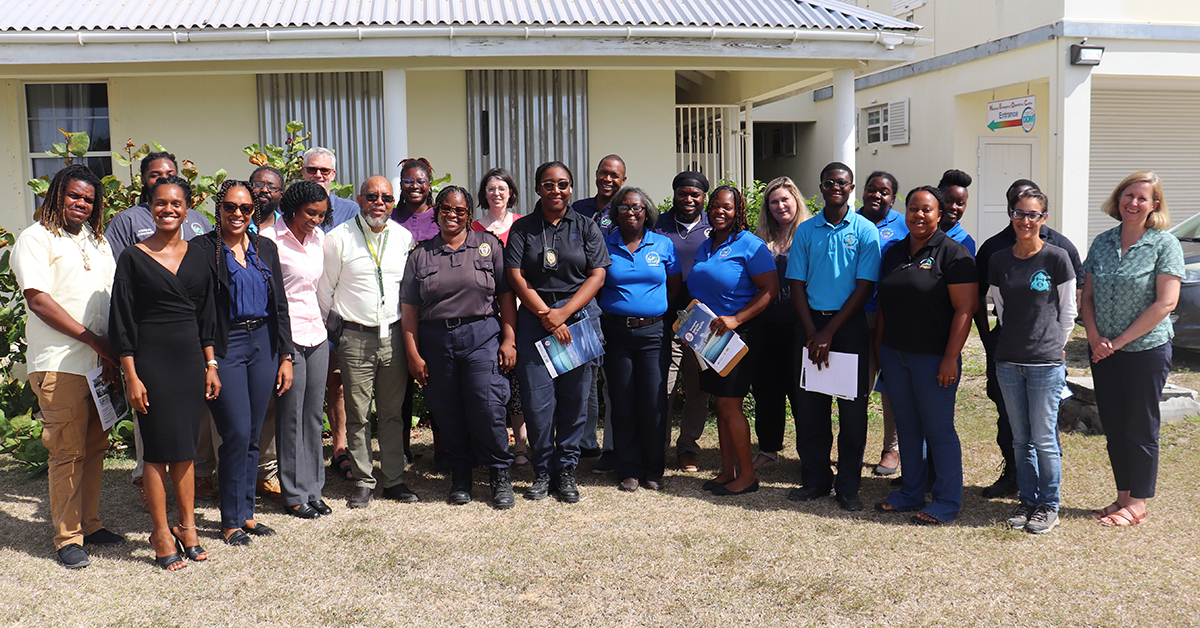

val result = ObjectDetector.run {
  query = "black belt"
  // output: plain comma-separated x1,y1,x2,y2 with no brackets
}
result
602,313,663,328
230,317,268,331
537,291,575,305
812,310,839,317
343,320,398,333
429,315,489,329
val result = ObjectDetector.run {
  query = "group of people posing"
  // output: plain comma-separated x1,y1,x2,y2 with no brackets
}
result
13,143,1181,571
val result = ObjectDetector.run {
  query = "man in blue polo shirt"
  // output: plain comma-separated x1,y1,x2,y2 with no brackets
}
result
786,162,880,511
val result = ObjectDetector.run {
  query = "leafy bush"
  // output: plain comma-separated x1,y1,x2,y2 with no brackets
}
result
243,121,356,199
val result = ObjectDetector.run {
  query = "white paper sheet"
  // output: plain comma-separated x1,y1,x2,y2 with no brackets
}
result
799,348,859,400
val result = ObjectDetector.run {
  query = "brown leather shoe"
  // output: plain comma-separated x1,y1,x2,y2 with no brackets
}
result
194,476,219,500
677,452,699,473
256,476,282,500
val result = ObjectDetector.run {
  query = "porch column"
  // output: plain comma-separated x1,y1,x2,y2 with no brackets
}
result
1051,43,1092,254
383,68,409,186
832,68,856,178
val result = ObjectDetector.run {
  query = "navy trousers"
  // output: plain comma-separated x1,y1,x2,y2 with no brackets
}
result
208,326,276,530
601,317,667,481
419,316,512,469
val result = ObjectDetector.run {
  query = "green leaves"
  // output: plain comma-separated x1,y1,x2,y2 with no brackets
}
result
285,120,305,134
67,131,90,157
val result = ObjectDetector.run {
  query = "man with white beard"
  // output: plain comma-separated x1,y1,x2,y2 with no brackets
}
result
317,176,417,509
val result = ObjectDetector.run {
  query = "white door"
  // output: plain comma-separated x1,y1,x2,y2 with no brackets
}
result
976,136,1038,243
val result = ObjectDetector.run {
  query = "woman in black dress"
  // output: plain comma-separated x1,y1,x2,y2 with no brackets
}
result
111,175,220,571
195,180,293,546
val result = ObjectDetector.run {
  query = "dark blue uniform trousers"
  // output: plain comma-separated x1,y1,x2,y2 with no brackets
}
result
207,326,275,530
515,300,601,477
601,317,667,481
419,316,512,469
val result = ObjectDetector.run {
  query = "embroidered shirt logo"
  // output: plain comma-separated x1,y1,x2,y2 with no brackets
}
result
644,251,661,266
918,258,934,270
704,228,712,238
478,242,492,257
843,233,858,248
191,222,204,236
719,247,732,258
880,228,893,240
1030,270,1052,292
600,215,612,227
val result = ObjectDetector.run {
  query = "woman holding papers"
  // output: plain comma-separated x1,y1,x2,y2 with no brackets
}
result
687,186,779,495
874,186,977,524
504,161,611,503
401,186,518,509
597,186,681,492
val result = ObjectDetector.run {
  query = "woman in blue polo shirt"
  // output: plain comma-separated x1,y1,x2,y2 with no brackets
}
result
938,169,976,255
688,186,779,495
598,186,681,492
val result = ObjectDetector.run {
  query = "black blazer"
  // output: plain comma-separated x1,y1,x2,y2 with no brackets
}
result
194,229,295,359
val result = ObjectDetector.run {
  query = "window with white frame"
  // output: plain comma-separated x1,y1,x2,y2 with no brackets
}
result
865,104,889,144
25,83,113,182
861,99,910,146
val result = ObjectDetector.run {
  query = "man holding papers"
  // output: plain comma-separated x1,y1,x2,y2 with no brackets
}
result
785,163,880,512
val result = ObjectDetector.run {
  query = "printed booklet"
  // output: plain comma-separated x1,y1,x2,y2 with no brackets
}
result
535,318,605,378
672,300,748,377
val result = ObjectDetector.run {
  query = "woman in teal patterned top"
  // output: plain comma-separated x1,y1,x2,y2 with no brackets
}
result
1080,171,1184,528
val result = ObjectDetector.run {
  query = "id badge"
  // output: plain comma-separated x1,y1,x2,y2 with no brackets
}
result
379,322,390,339
543,247,559,271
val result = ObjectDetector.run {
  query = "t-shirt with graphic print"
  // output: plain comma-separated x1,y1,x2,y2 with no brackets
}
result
987,243,1077,365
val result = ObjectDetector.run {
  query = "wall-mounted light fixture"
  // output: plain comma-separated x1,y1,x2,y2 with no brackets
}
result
1070,39,1104,66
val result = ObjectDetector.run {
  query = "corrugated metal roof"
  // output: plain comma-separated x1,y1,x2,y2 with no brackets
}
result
0,0,919,32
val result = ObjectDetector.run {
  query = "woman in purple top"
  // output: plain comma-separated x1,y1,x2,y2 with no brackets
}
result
391,157,440,242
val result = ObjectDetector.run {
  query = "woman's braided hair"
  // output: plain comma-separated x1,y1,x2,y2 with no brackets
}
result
213,179,270,292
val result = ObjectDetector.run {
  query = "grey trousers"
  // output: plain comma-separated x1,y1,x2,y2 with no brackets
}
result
276,343,330,506
337,326,409,490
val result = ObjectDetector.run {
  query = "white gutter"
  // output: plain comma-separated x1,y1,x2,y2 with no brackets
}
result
0,25,931,50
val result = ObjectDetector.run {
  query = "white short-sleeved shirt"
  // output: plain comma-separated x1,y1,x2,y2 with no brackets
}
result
317,217,414,329
12,222,116,375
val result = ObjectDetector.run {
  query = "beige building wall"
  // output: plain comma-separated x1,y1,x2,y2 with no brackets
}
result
406,69,469,190
0,80,26,230
1064,0,1200,23
587,70,677,205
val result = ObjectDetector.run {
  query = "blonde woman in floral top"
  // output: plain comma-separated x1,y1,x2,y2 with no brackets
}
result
1080,171,1184,528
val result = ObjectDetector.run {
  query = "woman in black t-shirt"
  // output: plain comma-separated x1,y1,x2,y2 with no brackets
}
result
874,186,977,525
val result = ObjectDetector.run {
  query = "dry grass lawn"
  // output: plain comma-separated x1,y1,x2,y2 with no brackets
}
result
2,328,1199,627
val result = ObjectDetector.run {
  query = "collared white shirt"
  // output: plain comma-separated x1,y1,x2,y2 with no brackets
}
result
318,215,413,328
11,222,116,375
263,220,326,347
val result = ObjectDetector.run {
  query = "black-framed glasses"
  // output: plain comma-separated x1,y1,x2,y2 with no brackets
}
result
616,204,646,215
820,179,852,191
1010,209,1047,221
438,206,470,217
401,178,429,186
361,193,395,204
304,166,333,176
539,180,571,192
249,181,281,192
220,202,256,216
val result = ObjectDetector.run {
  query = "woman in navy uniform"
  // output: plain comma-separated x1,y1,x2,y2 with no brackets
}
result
597,186,681,492
401,186,518,509
504,161,611,503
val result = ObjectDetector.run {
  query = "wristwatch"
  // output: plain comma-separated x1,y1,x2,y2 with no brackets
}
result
280,354,294,363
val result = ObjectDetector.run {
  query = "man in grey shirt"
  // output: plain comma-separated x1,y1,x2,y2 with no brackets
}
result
105,151,212,260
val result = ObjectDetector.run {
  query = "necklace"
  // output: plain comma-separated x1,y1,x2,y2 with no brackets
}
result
71,232,92,271
674,213,701,240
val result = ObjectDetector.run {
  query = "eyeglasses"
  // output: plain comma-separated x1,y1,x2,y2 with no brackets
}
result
820,179,852,191
401,178,429,186
616,205,646,215
539,180,571,192
438,207,470,217
304,166,333,176
249,181,281,192
220,202,256,216
485,185,508,194
361,193,395,204
1010,209,1047,221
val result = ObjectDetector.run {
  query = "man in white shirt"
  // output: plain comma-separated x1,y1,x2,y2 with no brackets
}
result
318,176,416,508
12,165,124,568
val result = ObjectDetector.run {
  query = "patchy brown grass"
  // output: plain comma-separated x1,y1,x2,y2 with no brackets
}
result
2,328,1198,627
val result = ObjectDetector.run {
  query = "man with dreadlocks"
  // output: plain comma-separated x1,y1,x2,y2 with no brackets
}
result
12,165,125,568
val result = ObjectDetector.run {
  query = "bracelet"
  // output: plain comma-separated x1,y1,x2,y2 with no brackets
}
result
206,360,219,370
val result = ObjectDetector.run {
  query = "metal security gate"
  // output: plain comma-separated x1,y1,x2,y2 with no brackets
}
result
676,104,752,188
257,72,385,188
466,70,589,215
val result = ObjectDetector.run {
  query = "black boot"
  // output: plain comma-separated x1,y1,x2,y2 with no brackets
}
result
448,467,472,505
981,465,1018,499
555,464,580,503
489,467,515,510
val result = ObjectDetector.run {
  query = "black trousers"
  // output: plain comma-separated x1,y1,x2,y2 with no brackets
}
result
1091,342,1171,499
983,330,1016,471
752,320,802,454
601,318,667,481
794,310,871,496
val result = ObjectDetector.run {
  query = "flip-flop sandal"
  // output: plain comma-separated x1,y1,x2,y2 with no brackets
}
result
911,512,942,526
752,452,778,470
1089,501,1122,520
1099,507,1146,527
331,454,354,482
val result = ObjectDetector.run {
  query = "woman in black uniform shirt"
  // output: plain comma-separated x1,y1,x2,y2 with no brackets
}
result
401,186,518,509
504,161,611,503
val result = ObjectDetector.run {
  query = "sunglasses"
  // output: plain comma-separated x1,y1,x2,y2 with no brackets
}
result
221,202,256,216
304,166,333,176
820,179,852,191
539,180,571,192
361,193,395,204
438,206,470,217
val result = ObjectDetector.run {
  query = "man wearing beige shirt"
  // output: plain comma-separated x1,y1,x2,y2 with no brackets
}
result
318,176,415,508
12,165,124,568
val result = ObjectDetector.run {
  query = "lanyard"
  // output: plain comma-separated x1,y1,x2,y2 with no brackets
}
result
355,216,390,305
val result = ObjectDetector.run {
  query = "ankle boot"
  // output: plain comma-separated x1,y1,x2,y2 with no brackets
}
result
489,467,515,510
448,467,472,505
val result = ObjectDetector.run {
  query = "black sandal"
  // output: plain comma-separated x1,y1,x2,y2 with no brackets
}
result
150,535,187,571
331,454,354,482
170,525,208,561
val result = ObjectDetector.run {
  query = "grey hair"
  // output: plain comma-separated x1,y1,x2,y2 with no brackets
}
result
608,186,658,229
303,147,337,169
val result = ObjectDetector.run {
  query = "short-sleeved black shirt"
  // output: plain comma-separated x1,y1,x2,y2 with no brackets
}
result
976,223,1083,296
400,230,510,321
879,230,977,355
503,207,611,293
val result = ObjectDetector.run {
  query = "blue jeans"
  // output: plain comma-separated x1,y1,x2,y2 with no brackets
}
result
996,362,1065,509
880,346,963,522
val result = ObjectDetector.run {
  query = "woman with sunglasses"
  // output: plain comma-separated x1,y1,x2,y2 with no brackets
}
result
987,189,1076,534
392,157,440,243
195,180,294,546
597,186,680,492
505,161,611,503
